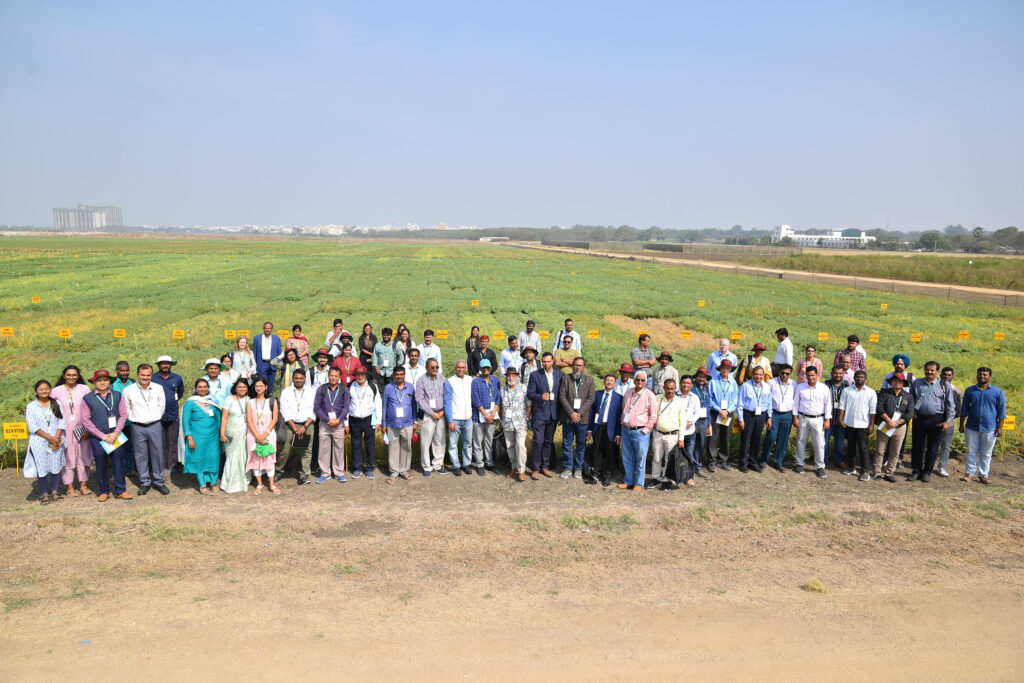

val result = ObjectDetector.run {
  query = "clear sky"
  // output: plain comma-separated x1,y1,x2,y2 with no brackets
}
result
1,1,1021,231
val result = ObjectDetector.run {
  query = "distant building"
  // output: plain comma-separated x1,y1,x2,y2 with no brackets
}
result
53,204,123,230
773,224,875,248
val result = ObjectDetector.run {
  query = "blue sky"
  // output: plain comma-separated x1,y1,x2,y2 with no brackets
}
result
1,1,1021,230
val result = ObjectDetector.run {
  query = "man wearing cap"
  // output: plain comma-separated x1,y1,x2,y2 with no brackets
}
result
527,352,563,478
277,368,316,485
794,366,831,478
373,328,397,393
553,318,581,353
737,365,772,472
112,361,137,476
908,361,957,483
558,356,595,479
152,355,185,474
707,359,739,471
499,335,521,377
586,374,623,486
415,358,447,477
619,371,658,490
517,320,541,354
519,346,542,388
444,360,475,475
553,333,577,370
761,363,795,472
614,363,634,397
772,328,793,377
81,370,132,501
122,364,169,495
310,348,331,389
202,358,232,409
736,343,773,383
874,372,913,482
691,367,711,477
382,366,417,484
470,360,502,474
651,351,679,396
347,365,380,479
959,366,1006,485
416,329,442,368
468,334,498,377
500,366,529,481
313,367,350,483
707,339,737,382
254,321,282,396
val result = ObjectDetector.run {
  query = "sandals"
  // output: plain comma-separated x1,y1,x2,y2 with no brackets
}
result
79,485,93,496
254,485,264,495
51,490,63,501
386,477,395,485
269,485,281,495
66,487,79,498
199,486,210,495
40,493,51,505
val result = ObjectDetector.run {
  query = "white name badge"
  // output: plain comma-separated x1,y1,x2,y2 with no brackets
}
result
429,399,437,410
396,406,405,419
174,392,178,401
108,416,117,429
755,406,761,416
490,402,496,412
328,411,337,421
573,398,581,410
383,359,390,367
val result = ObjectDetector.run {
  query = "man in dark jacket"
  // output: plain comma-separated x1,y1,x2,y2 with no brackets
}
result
586,374,622,486
558,356,596,479
526,352,563,479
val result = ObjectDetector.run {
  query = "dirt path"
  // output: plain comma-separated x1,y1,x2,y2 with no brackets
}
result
1,454,1023,680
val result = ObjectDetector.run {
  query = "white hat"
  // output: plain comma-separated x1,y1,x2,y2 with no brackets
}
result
155,355,177,366
203,357,223,368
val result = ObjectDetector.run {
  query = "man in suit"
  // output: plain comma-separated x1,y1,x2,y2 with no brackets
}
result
558,356,596,479
586,374,622,486
526,352,563,479
254,321,282,395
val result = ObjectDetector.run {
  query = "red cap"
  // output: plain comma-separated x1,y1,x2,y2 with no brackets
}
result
352,364,368,374
752,342,766,351
694,366,709,377
88,369,112,383
891,372,906,382
618,363,634,374
717,359,735,369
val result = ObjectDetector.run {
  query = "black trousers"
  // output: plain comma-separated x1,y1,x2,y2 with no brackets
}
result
911,414,944,475
532,418,557,470
586,426,618,479
845,426,870,472
738,410,768,467
349,415,376,473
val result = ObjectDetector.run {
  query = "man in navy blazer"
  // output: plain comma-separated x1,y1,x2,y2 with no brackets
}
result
586,373,623,486
526,352,563,479
253,321,282,394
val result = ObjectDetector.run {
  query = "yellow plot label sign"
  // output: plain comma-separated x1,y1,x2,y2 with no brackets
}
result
880,303,888,310
1003,415,1015,431
237,329,250,337
731,331,742,341
31,297,41,304
172,329,186,340
492,331,505,340
869,333,880,343
435,330,449,340
587,330,599,339
910,333,922,342
636,329,649,337
113,329,126,339
277,330,290,340
697,300,706,307
0,327,13,337
538,330,550,340
58,329,72,339
818,332,829,341
471,299,479,307
995,332,1005,341
4,422,28,439
680,330,692,340
957,330,970,340
224,329,237,339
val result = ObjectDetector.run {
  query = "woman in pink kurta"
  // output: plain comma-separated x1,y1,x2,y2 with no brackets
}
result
245,377,279,495
50,365,93,496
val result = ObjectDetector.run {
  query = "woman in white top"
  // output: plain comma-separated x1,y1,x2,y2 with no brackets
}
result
25,380,67,504
231,335,257,382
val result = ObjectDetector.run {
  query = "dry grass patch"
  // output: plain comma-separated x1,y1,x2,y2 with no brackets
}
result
604,315,716,351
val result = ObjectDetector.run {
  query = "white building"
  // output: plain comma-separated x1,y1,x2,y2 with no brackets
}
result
53,204,123,230
774,224,875,248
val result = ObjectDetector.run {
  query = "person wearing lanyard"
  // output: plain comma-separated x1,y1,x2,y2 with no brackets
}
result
122,364,169,495
737,366,773,472
404,348,426,387
81,369,131,501
330,343,360,386
24,380,66,504
152,355,185,475
470,360,502,474
201,358,232,409
526,352,564,478
874,373,914,482
113,361,138,477
649,378,687,487
707,360,739,472
373,327,397,393
313,367,350,483
823,366,850,469
691,367,711,478
793,366,831,478
347,365,381,479
558,356,596,479
277,368,316,485
908,361,956,482
500,367,530,481
760,364,795,472
415,359,447,477
382,366,417,485
51,365,92,497
586,374,623,486
665,375,702,487
618,371,658,490
838,369,877,481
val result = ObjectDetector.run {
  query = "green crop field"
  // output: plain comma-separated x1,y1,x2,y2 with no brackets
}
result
0,236,1020,463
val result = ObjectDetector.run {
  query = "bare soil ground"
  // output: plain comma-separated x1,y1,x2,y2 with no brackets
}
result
1,449,1023,681
604,315,717,352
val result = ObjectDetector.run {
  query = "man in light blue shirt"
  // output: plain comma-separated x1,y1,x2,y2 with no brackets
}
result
707,339,738,380
959,366,1006,484
737,366,772,472
499,335,521,376
707,359,739,471
415,329,442,368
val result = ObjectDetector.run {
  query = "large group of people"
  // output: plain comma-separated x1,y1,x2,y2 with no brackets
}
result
22,319,1008,504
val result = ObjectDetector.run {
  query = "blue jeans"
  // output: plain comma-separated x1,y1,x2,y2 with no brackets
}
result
692,419,707,470
562,421,588,471
621,428,650,487
761,411,793,466
823,413,845,466
447,418,472,468
964,429,996,478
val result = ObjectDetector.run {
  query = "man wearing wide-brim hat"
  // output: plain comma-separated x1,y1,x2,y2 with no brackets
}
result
651,351,679,396
614,363,634,397
151,355,186,474
707,359,739,471
81,369,133,501
518,345,542,388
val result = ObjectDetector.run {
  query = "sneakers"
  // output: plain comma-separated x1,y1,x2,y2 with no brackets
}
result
351,470,362,479
816,468,826,479
316,475,330,484
476,467,486,477
937,467,949,477
365,470,375,479
841,469,857,476
858,472,870,482
452,468,463,477
920,473,931,483
793,465,805,474
337,474,347,483
573,471,583,479
883,474,897,483
559,470,571,479
907,472,921,482
423,470,432,478
462,466,473,475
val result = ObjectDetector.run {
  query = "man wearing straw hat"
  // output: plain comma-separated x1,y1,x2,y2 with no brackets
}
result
152,355,185,474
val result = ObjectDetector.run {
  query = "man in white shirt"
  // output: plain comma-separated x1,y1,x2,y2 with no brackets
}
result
761,364,795,471
444,360,475,474
277,368,316,485
499,335,521,376
201,358,232,409
404,348,426,386
347,366,381,479
772,328,793,376
517,320,541,353
415,329,442,368
325,318,351,349
552,318,582,353
838,370,877,481
793,366,832,478
310,349,331,389
122,363,168,495
662,375,702,488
